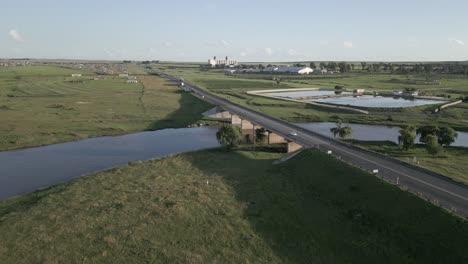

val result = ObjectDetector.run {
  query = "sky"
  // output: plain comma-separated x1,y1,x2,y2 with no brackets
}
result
1,0,467,62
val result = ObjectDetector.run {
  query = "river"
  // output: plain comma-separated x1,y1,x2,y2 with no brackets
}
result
0,127,220,199
1,123,466,200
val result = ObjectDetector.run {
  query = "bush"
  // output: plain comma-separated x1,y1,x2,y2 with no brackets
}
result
216,125,242,149
426,135,442,155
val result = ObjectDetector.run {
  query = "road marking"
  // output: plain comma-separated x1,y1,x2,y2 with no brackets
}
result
326,143,468,202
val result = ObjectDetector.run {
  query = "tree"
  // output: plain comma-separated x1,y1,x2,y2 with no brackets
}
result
327,62,337,70
338,62,348,73
319,62,327,69
373,64,380,72
425,134,442,155
416,126,439,144
216,125,242,149
361,62,367,71
438,127,458,146
310,62,317,69
330,120,353,139
398,127,416,151
424,64,434,74
416,126,457,146
414,64,423,74
255,127,267,143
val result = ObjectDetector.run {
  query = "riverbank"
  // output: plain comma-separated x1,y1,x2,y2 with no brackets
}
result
1,148,467,263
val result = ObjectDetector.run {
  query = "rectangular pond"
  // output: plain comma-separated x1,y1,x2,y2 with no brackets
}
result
263,90,346,98
311,95,447,108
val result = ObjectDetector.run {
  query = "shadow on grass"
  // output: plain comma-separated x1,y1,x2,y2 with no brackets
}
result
146,91,213,131
185,148,468,263
0,185,68,219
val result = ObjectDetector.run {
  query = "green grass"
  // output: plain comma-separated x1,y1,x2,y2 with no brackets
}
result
0,65,212,150
350,140,468,184
0,148,467,263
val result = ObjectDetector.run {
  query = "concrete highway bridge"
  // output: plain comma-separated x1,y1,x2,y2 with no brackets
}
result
154,71,468,218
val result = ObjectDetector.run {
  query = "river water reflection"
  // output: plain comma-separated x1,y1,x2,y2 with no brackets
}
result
0,127,220,199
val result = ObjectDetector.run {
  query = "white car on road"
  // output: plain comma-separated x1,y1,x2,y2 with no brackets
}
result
289,131,298,136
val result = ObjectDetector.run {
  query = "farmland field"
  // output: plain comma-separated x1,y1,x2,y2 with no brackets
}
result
0,65,212,150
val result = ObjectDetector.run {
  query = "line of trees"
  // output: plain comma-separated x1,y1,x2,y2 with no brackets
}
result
305,61,468,75
398,126,458,155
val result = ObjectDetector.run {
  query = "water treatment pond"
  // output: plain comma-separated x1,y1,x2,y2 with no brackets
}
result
263,90,349,98
0,127,220,199
261,90,447,108
297,122,468,147
310,95,447,108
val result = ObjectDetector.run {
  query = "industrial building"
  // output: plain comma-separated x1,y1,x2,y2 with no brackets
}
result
262,66,314,74
208,56,238,67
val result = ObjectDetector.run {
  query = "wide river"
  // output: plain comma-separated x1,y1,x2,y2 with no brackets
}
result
1,123,466,200
0,127,220,199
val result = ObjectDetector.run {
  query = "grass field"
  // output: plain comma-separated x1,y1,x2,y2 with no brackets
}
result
153,63,468,131
0,65,212,150
0,148,467,263
350,140,468,184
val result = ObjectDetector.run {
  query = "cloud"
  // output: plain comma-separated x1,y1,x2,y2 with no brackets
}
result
205,40,231,48
319,40,329,46
287,49,298,56
8,29,24,43
264,47,273,56
343,41,353,48
162,41,172,47
220,40,230,47
448,38,465,46
240,51,247,57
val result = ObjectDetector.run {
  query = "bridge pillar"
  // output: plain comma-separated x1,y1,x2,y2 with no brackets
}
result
286,141,303,153
240,120,257,143
241,119,254,130
268,132,287,144
231,114,242,127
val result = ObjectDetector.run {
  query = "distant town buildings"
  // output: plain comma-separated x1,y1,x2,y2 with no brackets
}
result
227,66,325,75
71,74,82,77
0,59,30,67
208,56,238,67
126,79,138,84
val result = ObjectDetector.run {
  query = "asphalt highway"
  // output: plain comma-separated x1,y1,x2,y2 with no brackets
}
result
156,71,468,218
